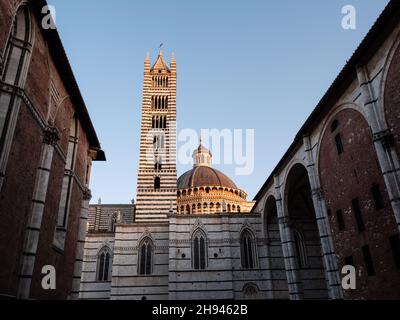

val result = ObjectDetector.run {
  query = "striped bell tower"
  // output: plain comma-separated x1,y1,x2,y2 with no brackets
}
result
135,51,177,222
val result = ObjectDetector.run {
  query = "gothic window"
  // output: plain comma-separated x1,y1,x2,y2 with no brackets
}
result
0,5,32,157
240,229,257,269
163,116,167,129
138,238,153,275
294,230,307,268
97,247,112,281
110,213,118,232
155,161,162,171
54,116,79,249
154,177,161,190
192,229,207,270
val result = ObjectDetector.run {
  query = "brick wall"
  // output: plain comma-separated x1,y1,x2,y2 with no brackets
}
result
0,0,100,299
319,108,400,299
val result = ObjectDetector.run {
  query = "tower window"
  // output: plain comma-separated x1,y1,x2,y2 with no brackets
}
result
371,183,384,210
192,229,207,270
352,198,365,232
335,133,344,155
138,238,153,275
336,209,345,231
155,162,162,171
362,245,375,276
389,235,400,269
154,177,161,190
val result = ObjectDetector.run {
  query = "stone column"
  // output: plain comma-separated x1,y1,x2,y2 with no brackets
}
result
71,188,92,300
303,135,343,300
356,65,400,232
274,175,303,300
17,127,59,299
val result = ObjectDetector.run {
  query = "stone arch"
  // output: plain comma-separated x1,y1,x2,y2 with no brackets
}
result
379,29,400,126
283,163,329,299
382,34,400,158
314,103,365,171
263,195,289,298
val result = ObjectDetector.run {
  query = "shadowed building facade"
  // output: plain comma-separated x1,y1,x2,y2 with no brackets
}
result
0,0,105,299
252,0,400,300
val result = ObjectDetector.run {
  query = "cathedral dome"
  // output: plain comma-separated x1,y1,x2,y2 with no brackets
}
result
177,166,237,189
176,141,254,215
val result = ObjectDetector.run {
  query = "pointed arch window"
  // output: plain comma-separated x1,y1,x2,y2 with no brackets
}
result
294,230,307,268
192,229,207,270
97,247,112,281
138,237,153,275
0,5,32,159
240,229,257,269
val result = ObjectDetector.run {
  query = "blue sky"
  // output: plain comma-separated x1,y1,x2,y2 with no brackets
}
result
50,0,389,204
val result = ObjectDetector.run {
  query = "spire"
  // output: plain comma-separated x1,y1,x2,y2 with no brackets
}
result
144,52,150,72
151,50,170,71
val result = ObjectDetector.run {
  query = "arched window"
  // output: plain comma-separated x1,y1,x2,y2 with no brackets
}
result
240,229,256,269
97,247,112,281
154,176,161,190
192,229,207,270
138,237,153,275
0,5,32,159
294,230,307,268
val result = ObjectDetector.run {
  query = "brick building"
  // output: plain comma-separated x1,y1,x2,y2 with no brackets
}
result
252,0,400,299
0,0,105,299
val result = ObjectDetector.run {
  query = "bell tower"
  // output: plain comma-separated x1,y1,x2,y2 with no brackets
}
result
135,51,177,222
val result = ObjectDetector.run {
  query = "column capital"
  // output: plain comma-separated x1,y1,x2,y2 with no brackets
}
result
82,188,92,201
373,129,395,148
43,126,60,145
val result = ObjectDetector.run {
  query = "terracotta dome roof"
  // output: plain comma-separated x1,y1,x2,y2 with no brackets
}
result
177,166,237,189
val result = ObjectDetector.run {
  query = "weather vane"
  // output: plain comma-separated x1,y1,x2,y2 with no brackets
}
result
159,43,163,50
